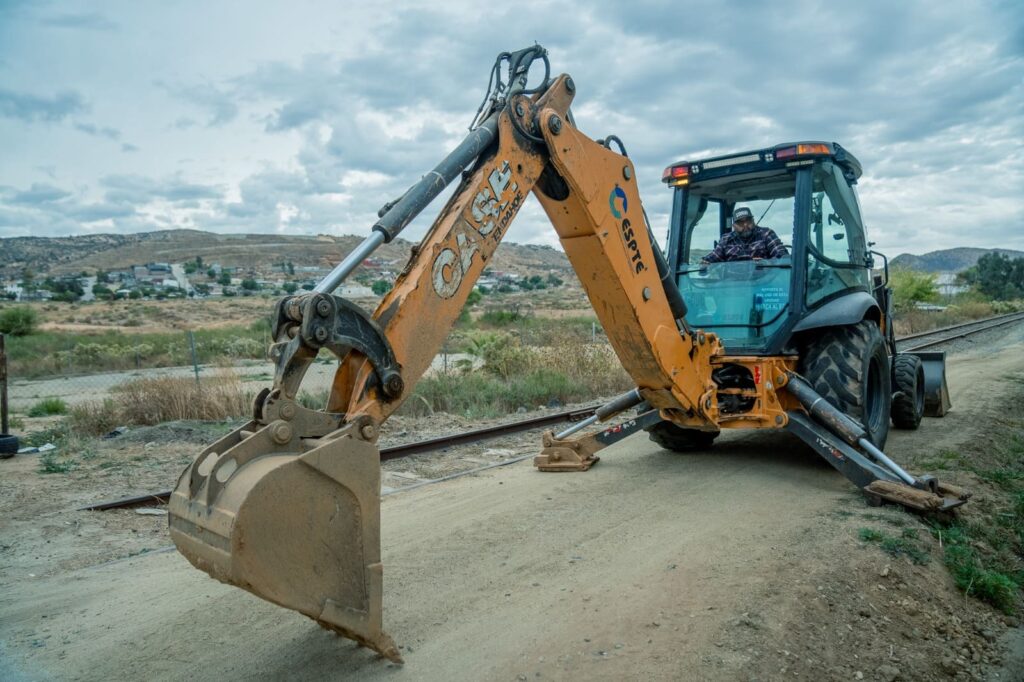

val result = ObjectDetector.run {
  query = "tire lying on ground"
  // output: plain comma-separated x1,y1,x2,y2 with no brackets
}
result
891,353,925,430
645,421,718,452
798,320,892,448
0,433,18,459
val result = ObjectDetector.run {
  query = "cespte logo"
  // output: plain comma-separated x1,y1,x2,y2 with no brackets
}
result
609,185,628,219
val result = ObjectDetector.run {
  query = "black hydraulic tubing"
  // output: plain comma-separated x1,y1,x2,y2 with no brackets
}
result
652,233,688,321
785,373,866,445
314,112,501,293
641,210,687,321
556,388,643,439
786,373,916,485
374,112,501,243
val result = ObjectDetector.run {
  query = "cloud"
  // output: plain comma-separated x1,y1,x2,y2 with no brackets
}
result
0,88,86,122
40,12,117,31
101,174,224,204
8,183,72,205
74,122,121,140
58,202,136,222
0,0,1021,253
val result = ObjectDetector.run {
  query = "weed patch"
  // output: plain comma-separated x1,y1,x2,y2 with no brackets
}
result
934,524,1019,614
924,371,1024,613
38,450,74,474
22,423,71,447
27,397,68,417
858,527,930,565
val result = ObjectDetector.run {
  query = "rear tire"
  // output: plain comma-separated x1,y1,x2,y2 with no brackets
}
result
645,421,718,452
891,354,925,430
799,321,891,448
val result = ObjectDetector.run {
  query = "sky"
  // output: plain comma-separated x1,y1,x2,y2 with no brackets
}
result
0,0,1022,256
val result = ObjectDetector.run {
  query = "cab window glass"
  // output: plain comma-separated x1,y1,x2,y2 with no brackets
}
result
683,197,722,264
684,197,794,264
805,162,870,306
809,162,865,265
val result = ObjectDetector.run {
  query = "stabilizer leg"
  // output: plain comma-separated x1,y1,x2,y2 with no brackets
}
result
535,402,662,472
784,372,969,513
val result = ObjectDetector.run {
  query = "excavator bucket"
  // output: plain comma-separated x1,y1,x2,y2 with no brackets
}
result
168,419,401,663
911,351,951,417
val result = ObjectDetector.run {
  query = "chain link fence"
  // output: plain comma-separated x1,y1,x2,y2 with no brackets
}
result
3,330,490,422
5,330,340,419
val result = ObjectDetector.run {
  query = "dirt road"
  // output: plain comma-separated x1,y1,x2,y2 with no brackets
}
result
2,325,1023,680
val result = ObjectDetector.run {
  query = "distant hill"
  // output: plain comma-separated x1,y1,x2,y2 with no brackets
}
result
0,229,572,279
890,247,1024,273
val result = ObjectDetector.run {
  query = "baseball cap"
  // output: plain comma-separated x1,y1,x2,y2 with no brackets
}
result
733,207,753,223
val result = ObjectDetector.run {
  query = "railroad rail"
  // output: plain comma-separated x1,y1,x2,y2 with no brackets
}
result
78,404,600,510
78,310,1024,511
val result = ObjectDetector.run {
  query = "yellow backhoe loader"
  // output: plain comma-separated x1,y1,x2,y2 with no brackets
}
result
168,46,966,662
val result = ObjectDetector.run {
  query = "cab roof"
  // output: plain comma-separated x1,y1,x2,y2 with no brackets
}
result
662,142,862,188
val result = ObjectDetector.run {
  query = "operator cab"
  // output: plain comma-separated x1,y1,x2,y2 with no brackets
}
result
663,142,873,355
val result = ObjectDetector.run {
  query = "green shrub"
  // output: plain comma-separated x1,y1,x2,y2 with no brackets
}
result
28,397,68,417
38,450,73,474
890,269,938,311
0,306,39,336
480,309,524,325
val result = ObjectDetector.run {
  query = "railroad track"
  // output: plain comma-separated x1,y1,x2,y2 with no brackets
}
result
897,311,1024,351
80,310,1024,511
79,405,601,510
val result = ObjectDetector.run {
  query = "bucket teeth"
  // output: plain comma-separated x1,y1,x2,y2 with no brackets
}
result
168,422,400,661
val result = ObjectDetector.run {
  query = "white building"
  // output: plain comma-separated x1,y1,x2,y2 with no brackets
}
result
936,272,968,296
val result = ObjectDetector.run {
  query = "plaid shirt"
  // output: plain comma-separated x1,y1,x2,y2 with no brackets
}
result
701,226,788,263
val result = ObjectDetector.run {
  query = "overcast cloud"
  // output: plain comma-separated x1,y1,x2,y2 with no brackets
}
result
0,0,1021,255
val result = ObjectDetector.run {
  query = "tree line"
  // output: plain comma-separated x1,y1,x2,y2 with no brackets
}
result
959,253,1024,300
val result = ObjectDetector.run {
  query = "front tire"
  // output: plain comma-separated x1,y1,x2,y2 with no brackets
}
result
799,321,891,448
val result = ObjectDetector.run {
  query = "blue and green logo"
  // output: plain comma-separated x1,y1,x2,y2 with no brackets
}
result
609,185,628,219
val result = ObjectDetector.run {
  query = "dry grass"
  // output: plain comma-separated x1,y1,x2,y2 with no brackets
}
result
482,336,630,390
892,299,1024,336
69,373,254,435
115,374,254,424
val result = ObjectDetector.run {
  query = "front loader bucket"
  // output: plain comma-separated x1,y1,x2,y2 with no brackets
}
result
168,421,401,663
910,351,952,417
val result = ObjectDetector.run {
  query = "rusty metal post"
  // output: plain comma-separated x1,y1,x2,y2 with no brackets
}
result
187,330,200,388
0,333,8,434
